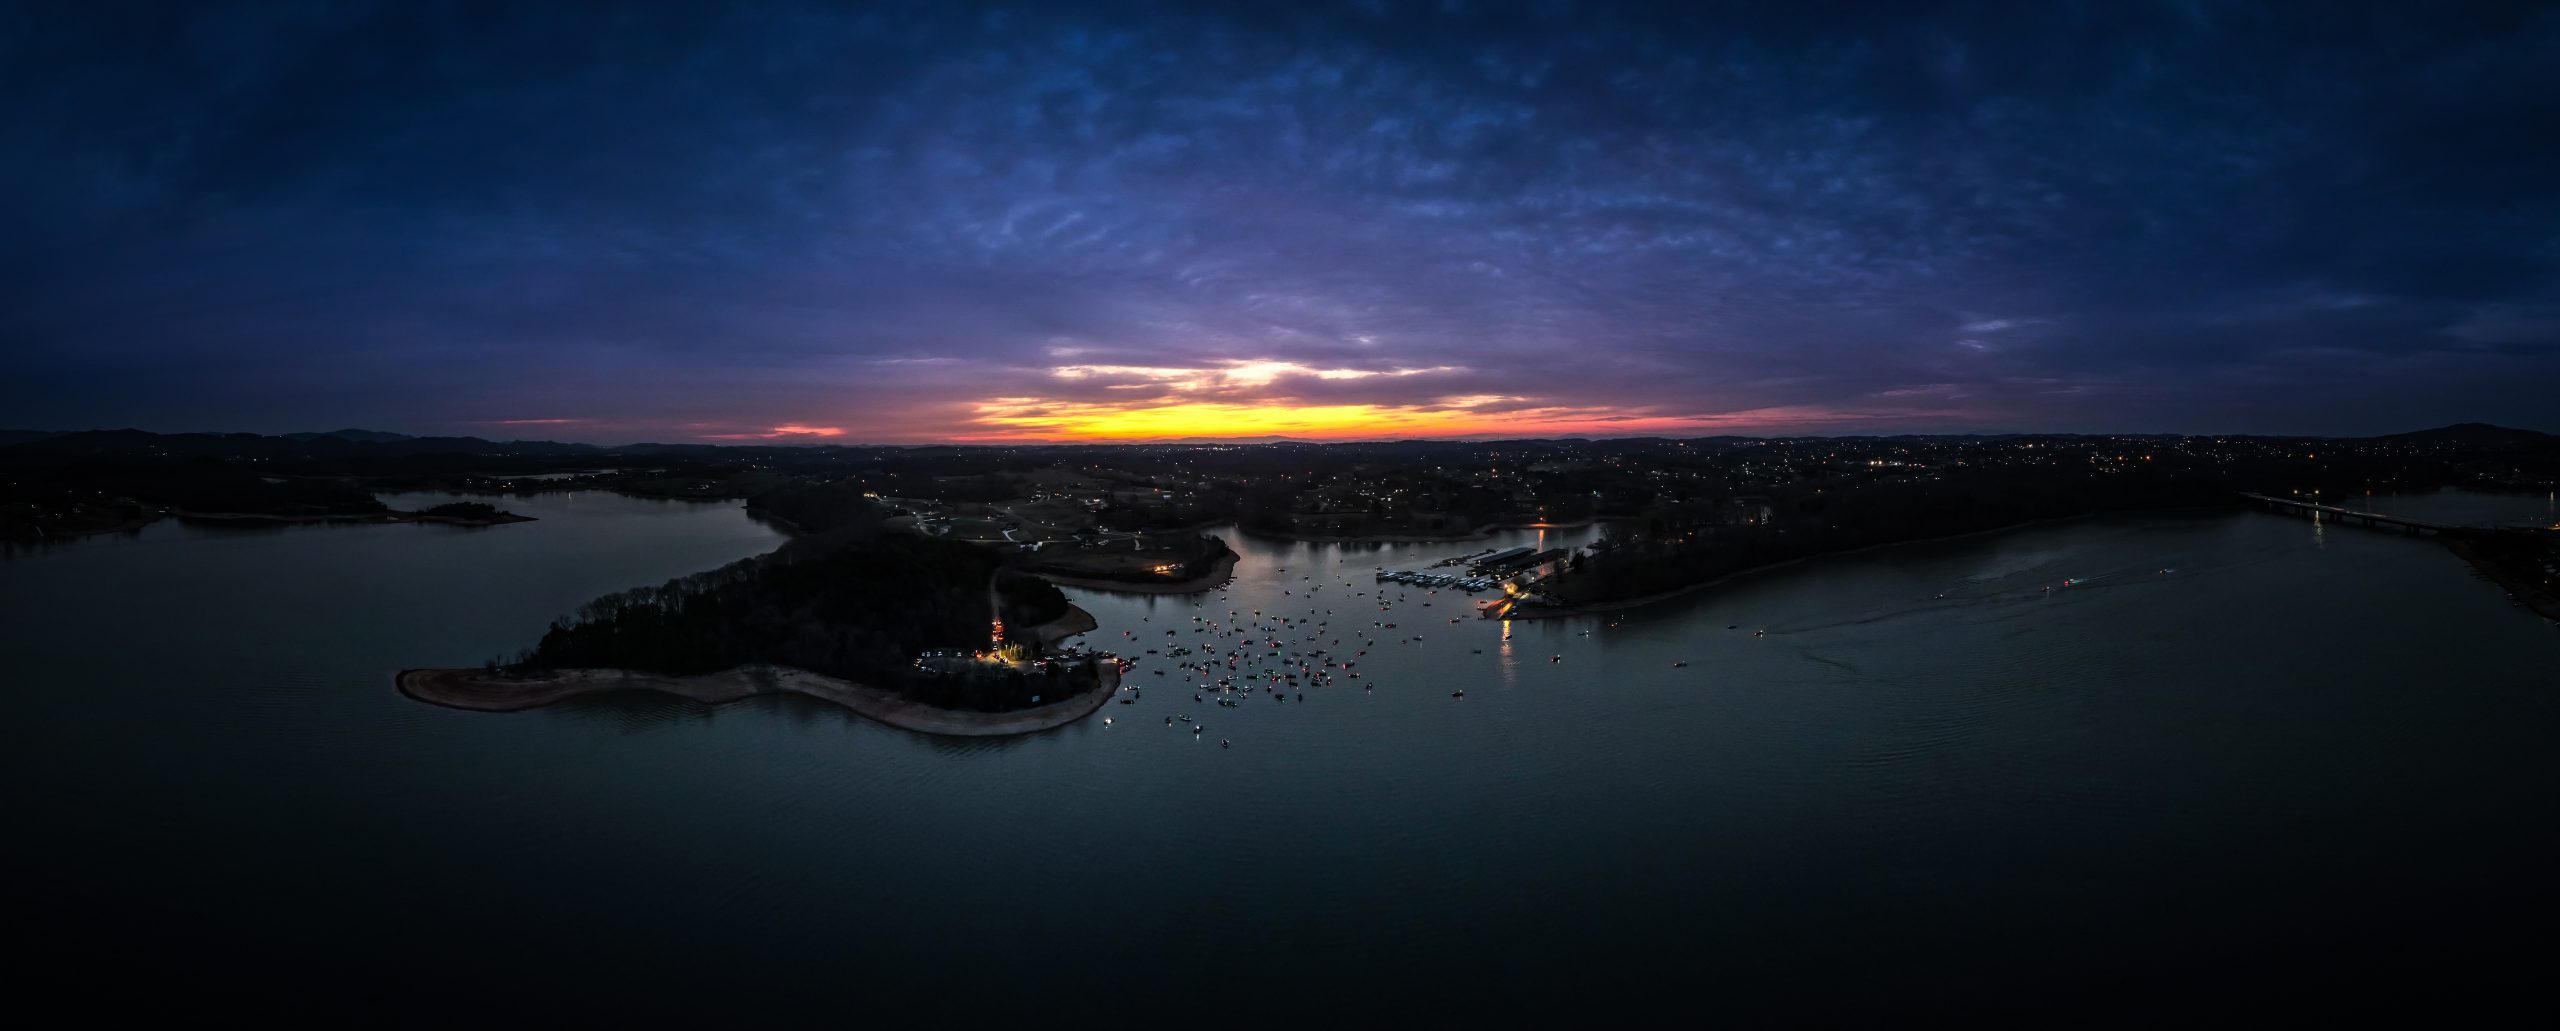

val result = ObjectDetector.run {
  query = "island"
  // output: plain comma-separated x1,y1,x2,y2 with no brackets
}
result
407,501,537,526
0,443,538,541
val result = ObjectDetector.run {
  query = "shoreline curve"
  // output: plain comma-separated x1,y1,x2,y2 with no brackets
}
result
1034,549,1239,594
2443,537,2560,623
1241,517,1601,545
1500,505,2240,620
398,662,1122,736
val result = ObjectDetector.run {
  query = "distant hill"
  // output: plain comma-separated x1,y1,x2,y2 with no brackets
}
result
2380,423,2557,445
0,428,605,464
284,429,414,443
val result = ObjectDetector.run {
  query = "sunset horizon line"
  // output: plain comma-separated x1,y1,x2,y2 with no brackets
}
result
14,419,2546,449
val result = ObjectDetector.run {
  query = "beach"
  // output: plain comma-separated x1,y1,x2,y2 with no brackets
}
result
399,661,1120,736
1025,602,1099,645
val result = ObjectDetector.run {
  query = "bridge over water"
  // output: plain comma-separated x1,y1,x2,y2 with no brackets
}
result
2237,492,2448,536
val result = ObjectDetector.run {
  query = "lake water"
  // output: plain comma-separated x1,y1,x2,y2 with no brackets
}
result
5,491,2554,1020
2359,486,2558,528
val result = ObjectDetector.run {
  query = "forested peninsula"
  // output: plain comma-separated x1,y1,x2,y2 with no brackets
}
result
400,490,1118,733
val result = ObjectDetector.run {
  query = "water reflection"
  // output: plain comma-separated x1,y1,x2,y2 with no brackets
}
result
7,492,2556,1017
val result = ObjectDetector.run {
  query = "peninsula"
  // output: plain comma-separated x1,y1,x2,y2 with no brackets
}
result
398,596,1117,735
1020,533,1240,593
396,526,1122,736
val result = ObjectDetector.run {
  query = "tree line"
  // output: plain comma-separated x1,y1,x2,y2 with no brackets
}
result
522,531,1094,711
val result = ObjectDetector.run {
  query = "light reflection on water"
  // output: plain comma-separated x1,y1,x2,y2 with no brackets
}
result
4,493,2555,1018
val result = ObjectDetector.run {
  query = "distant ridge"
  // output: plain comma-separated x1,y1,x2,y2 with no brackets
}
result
2380,423,2556,445
0,428,601,463
284,428,415,443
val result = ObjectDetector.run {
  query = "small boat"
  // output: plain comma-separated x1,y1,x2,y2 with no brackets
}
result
1451,689,1465,698
1671,661,1687,668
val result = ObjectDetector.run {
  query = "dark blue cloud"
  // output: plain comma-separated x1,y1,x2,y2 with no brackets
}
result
1,0,2553,439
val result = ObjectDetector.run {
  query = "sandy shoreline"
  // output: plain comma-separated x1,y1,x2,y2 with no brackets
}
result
1499,505,2240,621
1025,603,1100,645
397,603,1119,735
1033,549,1239,594
398,662,1122,735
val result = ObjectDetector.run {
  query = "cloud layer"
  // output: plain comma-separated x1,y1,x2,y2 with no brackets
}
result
2,1,2554,440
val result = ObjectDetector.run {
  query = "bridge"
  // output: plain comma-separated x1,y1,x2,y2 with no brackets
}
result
2237,492,2448,536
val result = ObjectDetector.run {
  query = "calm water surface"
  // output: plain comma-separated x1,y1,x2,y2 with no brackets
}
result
2358,486,2558,527
6,492,2553,1018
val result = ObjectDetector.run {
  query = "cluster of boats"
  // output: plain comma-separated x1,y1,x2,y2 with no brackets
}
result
1090,571,1504,746
1090,562,1716,748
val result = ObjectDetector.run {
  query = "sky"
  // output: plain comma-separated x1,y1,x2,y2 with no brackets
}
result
2,1,2556,443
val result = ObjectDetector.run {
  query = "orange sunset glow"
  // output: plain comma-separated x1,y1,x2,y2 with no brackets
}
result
702,424,849,440
959,397,1891,441
952,358,1782,441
